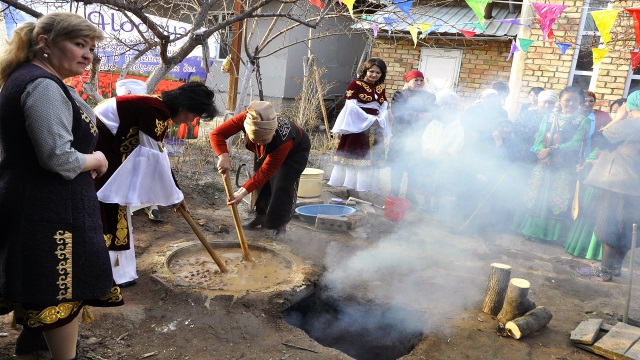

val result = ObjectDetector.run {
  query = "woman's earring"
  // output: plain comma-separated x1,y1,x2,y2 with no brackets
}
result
43,53,49,58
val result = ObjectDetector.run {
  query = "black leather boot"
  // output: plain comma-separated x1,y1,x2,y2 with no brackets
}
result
242,214,265,230
15,326,49,355
272,225,286,239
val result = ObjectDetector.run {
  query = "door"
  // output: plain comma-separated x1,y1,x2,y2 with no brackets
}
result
419,48,463,93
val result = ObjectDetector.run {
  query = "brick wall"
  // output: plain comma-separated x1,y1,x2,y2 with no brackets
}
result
371,0,636,112
372,37,512,103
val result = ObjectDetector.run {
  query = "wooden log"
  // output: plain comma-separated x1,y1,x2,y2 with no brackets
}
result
481,263,512,316
497,278,536,324
505,306,553,339
571,319,604,345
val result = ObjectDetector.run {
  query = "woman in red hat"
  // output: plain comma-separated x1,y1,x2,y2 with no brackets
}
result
387,70,436,204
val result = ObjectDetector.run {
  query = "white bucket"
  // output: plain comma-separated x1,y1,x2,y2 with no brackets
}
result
297,168,324,198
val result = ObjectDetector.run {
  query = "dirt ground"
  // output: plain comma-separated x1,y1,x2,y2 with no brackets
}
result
2,136,640,360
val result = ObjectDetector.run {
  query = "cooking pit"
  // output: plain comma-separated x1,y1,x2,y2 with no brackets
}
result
154,240,310,298
282,289,426,360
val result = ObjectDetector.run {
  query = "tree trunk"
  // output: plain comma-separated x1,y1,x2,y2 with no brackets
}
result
481,263,512,316
496,278,536,324
504,306,553,339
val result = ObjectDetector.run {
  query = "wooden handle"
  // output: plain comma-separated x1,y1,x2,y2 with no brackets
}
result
221,171,253,262
571,180,580,220
177,206,227,273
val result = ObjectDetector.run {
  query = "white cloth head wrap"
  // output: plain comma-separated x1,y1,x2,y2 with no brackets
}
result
537,90,558,104
243,101,278,142
116,79,147,95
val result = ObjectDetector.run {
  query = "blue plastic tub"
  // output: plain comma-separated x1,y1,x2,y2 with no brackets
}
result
295,204,356,223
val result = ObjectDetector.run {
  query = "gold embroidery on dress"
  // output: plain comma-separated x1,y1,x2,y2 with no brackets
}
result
359,94,373,102
346,90,354,98
79,109,98,136
115,206,129,246
54,231,72,300
104,234,112,247
356,81,372,93
376,84,385,93
23,302,80,328
155,119,169,137
101,286,124,303
120,127,140,155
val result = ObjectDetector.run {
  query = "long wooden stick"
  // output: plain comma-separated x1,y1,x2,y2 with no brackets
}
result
624,224,637,324
221,172,253,262
461,173,506,230
572,127,589,220
312,59,330,139
176,207,227,273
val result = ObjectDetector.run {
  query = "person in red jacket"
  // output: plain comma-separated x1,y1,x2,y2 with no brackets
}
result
209,101,311,239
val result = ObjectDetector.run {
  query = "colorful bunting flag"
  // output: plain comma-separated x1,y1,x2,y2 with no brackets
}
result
465,0,490,24
547,28,555,44
626,8,640,49
631,51,640,70
342,0,355,18
494,19,531,27
372,23,379,38
592,48,609,67
532,3,569,41
409,26,419,47
418,23,433,33
309,0,325,9
383,17,396,34
393,0,413,17
507,39,519,60
460,29,476,39
518,38,535,53
555,42,572,55
471,22,487,32
591,9,619,45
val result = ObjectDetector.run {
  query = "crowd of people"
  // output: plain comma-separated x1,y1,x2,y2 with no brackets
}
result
327,57,637,284
0,11,638,360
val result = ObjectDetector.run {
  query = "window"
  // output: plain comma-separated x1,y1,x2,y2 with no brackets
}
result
568,0,613,90
625,65,640,96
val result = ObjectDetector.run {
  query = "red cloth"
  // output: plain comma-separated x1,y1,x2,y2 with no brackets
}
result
209,111,293,193
404,70,424,83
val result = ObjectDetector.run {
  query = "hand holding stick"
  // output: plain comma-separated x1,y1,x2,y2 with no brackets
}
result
176,206,227,273
221,171,253,262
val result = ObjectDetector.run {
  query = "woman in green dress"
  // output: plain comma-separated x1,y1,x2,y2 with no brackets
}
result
512,86,591,242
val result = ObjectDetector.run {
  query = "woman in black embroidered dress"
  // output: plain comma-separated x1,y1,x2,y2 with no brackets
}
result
0,12,122,359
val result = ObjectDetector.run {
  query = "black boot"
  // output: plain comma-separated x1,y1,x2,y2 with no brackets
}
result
242,214,265,230
272,225,286,239
15,326,49,355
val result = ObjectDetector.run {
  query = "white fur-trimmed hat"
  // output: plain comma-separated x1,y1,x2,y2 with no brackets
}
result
115,79,147,96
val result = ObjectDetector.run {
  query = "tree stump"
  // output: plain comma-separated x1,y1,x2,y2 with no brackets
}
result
496,278,536,325
481,263,512,316
505,306,553,339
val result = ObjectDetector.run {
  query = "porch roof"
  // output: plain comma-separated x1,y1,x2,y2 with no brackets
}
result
355,4,523,39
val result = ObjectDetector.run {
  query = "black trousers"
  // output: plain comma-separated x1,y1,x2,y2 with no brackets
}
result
255,149,310,229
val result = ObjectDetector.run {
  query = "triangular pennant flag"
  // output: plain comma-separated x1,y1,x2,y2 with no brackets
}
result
494,19,531,27
626,8,640,48
418,23,433,33
465,0,490,24
507,39,519,60
471,22,487,32
518,38,535,53
393,0,413,17
592,48,609,67
309,0,325,9
372,22,379,38
631,51,640,70
383,17,396,34
361,14,372,21
591,9,619,45
460,29,476,38
342,0,355,18
532,3,569,41
555,42,572,55
409,26,419,47
547,28,555,44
